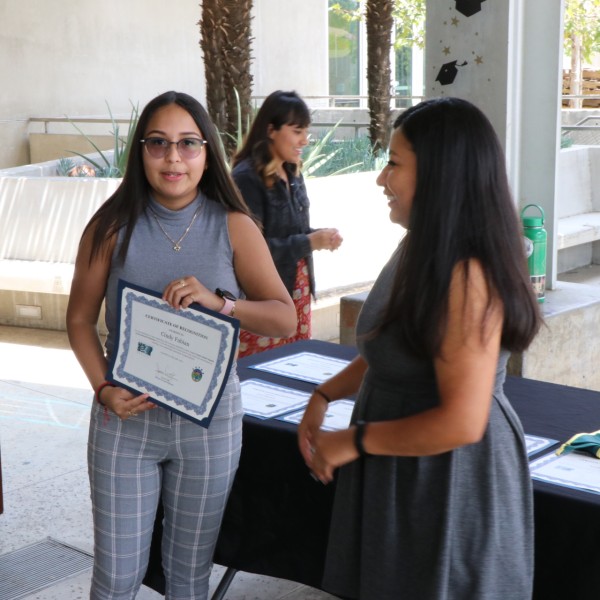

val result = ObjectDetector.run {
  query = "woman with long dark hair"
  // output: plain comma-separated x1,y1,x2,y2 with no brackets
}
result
67,91,296,599
231,90,343,356
298,97,541,599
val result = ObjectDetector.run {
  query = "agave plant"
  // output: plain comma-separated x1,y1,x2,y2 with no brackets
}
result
55,157,76,177
303,131,388,178
66,101,139,177
303,120,362,178
222,88,254,156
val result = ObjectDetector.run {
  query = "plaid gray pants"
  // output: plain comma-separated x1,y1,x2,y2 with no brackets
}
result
87,375,242,599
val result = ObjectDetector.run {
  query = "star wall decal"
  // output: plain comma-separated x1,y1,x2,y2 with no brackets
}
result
451,17,460,26
475,55,483,64
443,47,451,55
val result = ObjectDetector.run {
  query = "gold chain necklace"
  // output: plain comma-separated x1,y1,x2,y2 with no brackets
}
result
149,204,203,251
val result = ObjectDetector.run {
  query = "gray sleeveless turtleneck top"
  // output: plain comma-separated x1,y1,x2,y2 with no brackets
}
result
104,193,241,360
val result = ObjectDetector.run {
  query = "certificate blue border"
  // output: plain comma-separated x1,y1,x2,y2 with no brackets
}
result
106,279,239,428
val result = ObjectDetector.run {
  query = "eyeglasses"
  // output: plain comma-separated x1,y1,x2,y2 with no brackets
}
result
140,137,208,159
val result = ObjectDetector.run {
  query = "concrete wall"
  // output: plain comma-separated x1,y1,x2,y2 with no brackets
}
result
0,158,400,332
340,283,600,392
557,147,600,218
0,0,328,170
0,1,207,170
252,0,328,103
507,282,600,391
306,171,403,292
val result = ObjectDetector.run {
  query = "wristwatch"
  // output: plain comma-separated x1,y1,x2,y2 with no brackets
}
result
216,288,236,317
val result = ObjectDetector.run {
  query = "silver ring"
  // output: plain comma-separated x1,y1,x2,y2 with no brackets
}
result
128,410,136,417
179,279,185,287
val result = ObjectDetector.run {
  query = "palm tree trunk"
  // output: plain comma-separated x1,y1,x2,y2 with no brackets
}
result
200,0,254,157
366,0,394,154
222,0,254,157
200,0,228,134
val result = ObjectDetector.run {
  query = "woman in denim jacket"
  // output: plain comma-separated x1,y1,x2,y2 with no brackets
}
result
232,90,343,357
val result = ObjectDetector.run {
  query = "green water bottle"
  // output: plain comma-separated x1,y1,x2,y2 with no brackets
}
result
521,204,547,303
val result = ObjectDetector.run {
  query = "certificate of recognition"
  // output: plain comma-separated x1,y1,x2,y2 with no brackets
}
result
240,379,310,419
280,399,355,431
249,351,350,384
107,280,239,428
529,451,600,495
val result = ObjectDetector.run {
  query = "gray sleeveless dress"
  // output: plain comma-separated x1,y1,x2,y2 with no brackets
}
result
322,249,534,600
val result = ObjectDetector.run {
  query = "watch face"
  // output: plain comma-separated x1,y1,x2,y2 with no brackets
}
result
216,288,236,301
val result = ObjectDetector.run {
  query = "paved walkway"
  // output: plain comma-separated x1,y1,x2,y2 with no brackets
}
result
0,325,336,599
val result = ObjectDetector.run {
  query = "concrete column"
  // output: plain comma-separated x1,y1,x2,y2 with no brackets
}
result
512,0,565,288
425,0,564,288
425,1,511,143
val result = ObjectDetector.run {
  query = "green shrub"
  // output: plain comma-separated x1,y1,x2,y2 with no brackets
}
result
560,134,574,149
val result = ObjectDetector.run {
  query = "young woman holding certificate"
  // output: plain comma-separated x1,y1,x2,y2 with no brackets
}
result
67,91,296,599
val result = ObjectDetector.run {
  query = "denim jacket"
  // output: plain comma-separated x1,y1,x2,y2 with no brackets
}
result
232,158,316,298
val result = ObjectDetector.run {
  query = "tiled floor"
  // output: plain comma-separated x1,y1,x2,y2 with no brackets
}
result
0,325,337,600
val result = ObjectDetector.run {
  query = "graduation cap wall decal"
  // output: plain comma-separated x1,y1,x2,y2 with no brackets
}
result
435,61,468,85
455,0,487,17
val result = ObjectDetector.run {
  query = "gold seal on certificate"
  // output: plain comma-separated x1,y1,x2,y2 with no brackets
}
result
107,279,239,428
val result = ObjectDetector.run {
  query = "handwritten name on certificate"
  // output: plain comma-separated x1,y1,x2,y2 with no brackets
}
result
107,280,239,428
249,351,350,384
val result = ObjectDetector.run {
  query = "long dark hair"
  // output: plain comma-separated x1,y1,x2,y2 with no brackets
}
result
85,90,250,261
378,97,541,356
231,90,311,187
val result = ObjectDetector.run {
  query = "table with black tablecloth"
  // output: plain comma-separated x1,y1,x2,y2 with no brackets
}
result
143,339,600,599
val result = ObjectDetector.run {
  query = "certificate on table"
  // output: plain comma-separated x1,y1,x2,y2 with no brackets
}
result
107,280,239,428
241,379,310,419
280,399,355,431
525,434,558,456
529,451,600,495
249,351,350,384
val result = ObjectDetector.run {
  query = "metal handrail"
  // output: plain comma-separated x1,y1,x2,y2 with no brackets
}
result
29,116,132,134
561,115,600,145
28,95,600,137
29,95,427,128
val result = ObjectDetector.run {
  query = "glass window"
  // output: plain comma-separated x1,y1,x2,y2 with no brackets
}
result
395,46,413,108
329,0,360,106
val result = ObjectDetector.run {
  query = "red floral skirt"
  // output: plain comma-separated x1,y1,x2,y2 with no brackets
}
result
237,258,311,358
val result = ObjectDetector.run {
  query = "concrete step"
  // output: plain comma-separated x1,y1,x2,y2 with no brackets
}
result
312,284,372,343
336,278,600,392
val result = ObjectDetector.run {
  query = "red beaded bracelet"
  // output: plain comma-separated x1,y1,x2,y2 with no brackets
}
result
95,381,114,406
